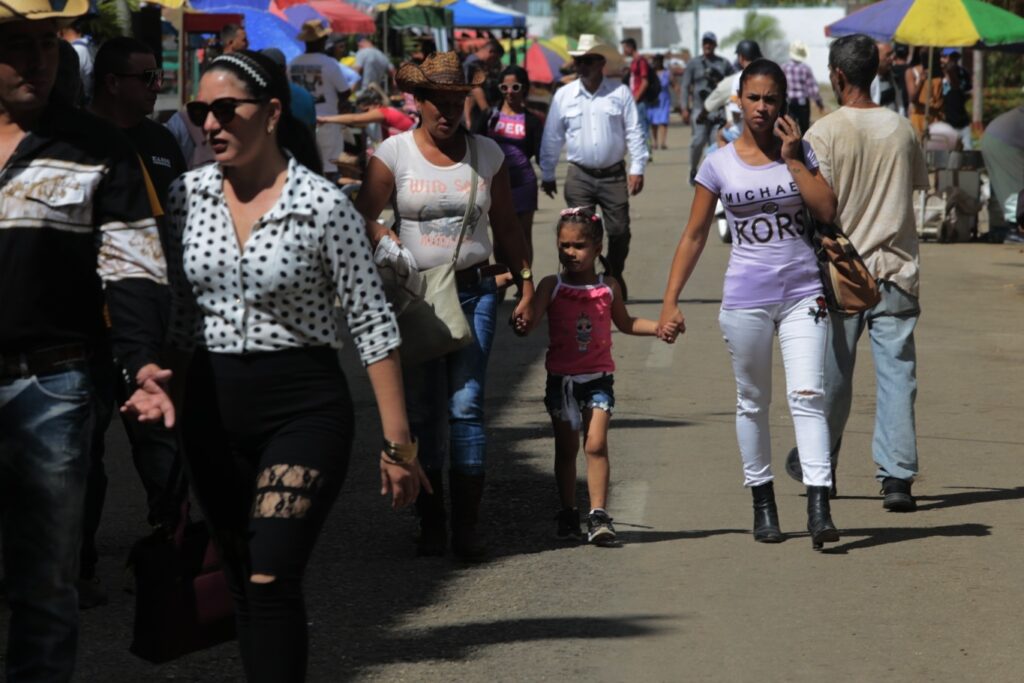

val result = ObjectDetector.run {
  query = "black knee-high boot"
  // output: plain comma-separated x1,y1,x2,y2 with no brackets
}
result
807,486,840,550
415,469,447,557
751,482,783,543
449,472,487,562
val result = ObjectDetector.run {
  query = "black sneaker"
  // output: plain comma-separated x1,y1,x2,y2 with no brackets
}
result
555,508,583,541
586,510,617,546
881,477,916,512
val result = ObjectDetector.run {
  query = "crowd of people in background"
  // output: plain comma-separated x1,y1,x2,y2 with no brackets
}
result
2,0,1022,678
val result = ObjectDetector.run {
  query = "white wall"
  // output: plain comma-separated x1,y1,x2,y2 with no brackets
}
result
667,7,847,82
528,3,847,87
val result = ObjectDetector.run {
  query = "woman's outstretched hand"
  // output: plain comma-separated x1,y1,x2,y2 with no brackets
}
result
380,457,432,510
657,306,685,343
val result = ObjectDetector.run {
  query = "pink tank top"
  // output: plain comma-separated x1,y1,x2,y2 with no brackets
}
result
545,275,615,375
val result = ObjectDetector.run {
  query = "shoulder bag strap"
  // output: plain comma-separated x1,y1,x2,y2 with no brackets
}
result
449,134,479,269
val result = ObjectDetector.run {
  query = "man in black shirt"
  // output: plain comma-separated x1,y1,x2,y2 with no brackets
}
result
77,36,188,605
0,4,173,680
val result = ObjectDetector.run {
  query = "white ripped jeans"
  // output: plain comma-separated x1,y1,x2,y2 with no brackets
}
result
718,295,832,488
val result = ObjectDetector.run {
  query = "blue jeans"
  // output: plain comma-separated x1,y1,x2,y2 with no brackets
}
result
403,278,498,476
825,281,920,482
1,366,94,682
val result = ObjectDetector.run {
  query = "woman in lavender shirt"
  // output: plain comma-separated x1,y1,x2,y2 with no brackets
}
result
657,60,841,550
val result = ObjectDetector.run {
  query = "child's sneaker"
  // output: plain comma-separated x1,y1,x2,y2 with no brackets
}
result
587,509,617,546
555,508,583,541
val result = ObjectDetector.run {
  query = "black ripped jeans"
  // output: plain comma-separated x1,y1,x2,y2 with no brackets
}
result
181,348,353,683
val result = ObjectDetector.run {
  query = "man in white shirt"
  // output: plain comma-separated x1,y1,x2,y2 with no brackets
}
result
540,38,648,299
58,18,93,103
788,34,929,512
289,20,352,178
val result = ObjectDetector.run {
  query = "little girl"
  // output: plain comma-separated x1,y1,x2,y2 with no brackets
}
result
518,208,662,545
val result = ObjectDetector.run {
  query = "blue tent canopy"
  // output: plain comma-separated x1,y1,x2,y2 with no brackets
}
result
449,0,525,29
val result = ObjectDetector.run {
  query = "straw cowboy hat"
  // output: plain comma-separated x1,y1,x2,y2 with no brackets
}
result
0,0,89,24
568,34,621,64
297,18,331,43
789,40,809,62
395,51,485,93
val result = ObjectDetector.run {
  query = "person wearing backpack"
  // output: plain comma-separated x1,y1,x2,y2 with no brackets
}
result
621,38,654,158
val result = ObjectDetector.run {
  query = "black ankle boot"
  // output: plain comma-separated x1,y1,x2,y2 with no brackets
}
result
806,486,840,550
751,482,783,543
415,469,447,557
449,472,487,562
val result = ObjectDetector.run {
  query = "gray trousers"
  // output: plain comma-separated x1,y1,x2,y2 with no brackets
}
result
689,116,715,179
563,163,631,285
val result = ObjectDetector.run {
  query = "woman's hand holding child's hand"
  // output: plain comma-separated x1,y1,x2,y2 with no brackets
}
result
657,306,685,343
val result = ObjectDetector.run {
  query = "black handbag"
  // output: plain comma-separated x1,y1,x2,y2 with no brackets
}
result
127,508,235,663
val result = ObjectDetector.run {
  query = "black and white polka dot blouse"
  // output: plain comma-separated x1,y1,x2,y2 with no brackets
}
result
165,157,399,366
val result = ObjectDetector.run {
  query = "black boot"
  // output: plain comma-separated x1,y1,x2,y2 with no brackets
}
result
449,471,487,562
806,486,840,550
751,482,783,543
415,469,447,557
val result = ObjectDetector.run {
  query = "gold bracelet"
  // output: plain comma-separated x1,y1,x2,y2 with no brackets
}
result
381,438,418,465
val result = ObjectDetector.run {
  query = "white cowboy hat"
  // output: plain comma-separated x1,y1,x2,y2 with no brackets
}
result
789,40,809,62
568,34,621,64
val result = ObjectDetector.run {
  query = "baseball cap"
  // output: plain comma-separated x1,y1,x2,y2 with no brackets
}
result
735,40,762,61
941,47,961,57
702,31,717,45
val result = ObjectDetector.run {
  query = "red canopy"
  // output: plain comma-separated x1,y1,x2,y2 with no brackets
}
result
273,0,375,35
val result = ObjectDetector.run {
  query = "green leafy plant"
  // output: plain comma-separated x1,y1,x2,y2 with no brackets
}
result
553,2,613,43
721,10,783,48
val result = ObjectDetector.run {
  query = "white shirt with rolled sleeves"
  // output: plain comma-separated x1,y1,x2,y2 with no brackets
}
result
539,77,649,183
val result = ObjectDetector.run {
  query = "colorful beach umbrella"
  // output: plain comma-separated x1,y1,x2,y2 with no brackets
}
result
189,1,305,60
274,0,376,34
826,0,1024,48
522,40,571,83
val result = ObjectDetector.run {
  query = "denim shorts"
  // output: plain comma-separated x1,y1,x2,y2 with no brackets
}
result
544,373,615,423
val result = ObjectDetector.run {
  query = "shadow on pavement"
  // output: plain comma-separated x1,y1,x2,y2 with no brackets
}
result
615,528,748,544
818,523,992,554
335,615,672,672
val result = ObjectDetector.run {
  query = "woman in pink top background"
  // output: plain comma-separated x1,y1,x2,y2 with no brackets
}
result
517,208,668,546
316,88,415,141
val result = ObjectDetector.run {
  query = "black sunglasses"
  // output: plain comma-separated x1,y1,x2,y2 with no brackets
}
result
574,55,604,66
186,98,265,127
115,69,163,88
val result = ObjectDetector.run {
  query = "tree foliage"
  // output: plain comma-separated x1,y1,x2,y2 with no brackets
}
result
720,10,783,48
553,2,613,43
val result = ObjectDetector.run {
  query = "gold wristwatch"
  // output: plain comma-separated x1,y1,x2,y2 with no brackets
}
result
381,438,418,465
519,268,533,282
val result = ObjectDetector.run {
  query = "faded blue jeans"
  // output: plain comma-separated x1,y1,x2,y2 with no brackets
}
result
825,280,920,482
1,365,94,683
403,277,498,476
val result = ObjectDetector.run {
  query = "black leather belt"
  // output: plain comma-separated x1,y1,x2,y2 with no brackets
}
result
0,344,88,380
455,262,510,289
571,161,626,179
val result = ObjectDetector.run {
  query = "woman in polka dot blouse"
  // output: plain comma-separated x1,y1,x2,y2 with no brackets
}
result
148,51,430,681
356,52,536,561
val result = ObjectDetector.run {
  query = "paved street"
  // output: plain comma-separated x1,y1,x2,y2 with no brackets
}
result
4,123,1023,682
